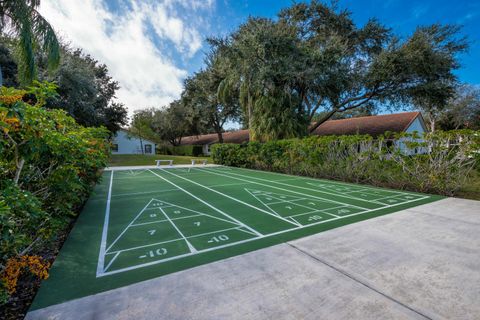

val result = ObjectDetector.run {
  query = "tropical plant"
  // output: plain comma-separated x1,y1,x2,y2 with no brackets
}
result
0,82,110,303
211,130,480,195
0,0,60,85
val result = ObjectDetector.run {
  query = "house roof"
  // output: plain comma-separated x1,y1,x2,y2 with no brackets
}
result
179,112,423,145
180,130,250,145
311,111,423,137
117,128,157,145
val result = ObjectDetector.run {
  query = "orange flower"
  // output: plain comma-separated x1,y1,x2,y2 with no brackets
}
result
2,256,50,294
0,94,24,105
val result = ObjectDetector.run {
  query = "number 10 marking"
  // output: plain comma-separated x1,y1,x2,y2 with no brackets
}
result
208,235,229,243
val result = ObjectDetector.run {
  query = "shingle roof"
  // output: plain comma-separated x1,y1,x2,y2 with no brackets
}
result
180,129,250,145
312,111,423,137
179,112,423,145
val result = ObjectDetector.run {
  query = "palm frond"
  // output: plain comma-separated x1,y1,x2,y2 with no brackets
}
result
31,8,60,70
0,0,60,84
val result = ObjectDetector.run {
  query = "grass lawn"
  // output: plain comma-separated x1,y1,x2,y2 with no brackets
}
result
457,171,480,201
108,154,211,166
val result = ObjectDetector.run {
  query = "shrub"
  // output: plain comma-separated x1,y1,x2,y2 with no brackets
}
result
211,131,480,195
192,145,203,157
156,144,204,156
0,83,110,303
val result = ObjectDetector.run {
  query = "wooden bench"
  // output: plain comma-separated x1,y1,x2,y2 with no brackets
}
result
190,159,208,165
155,159,173,166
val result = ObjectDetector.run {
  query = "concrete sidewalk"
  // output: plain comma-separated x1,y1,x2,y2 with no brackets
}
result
27,198,480,320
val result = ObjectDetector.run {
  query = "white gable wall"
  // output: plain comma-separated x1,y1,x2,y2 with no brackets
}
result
112,130,156,155
405,117,426,133
396,116,428,155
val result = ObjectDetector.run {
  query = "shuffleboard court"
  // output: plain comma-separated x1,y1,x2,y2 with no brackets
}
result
30,166,443,310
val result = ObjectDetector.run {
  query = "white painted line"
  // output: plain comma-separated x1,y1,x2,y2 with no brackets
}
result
98,194,430,277
111,182,255,198
249,188,345,214
96,171,114,277
159,207,197,253
104,251,120,272
244,189,301,226
105,199,155,254
289,216,301,225
131,219,168,226
198,168,370,211
236,227,259,236
144,205,173,211
150,198,244,226
105,226,253,256
186,226,245,239
155,169,299,228
148,170,263,237
215,168,385,208
112,189,179,198
98,167,431,277
130,213,203,227
233,166,418,197
286,208,340,220
105,237,184,255
304,182,388,205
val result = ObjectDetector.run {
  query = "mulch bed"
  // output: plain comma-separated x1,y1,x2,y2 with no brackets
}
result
0,212,80,320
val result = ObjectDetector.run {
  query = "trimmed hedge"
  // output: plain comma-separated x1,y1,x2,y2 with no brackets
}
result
211,131,480,195
157,144,204,157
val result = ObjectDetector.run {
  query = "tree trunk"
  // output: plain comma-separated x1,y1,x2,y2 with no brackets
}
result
216,131,224,143
309,109,337,133
14,158,25,185
0,67,3,87
247,93,255,141
139,137,144,154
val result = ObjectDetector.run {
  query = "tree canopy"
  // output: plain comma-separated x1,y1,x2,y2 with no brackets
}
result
436,84,480,130
38,48,128,133
174,1,467,142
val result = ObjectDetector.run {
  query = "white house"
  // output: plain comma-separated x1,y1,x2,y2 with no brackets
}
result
111,129,157,155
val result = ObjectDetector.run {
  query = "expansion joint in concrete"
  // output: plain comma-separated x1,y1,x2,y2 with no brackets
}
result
286,242,434,320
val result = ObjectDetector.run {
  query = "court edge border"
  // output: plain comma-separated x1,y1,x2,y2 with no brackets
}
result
96,168,431,277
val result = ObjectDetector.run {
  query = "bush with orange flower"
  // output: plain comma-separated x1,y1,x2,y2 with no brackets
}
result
0,82,110,303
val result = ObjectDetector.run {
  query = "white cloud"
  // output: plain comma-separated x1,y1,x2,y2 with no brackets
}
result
39,0,214,118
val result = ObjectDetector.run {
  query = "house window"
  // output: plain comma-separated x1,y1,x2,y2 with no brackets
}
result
112,144,118,152
144,144,152,154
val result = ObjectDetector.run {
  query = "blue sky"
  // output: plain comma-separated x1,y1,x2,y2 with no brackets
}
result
40,0,479,116
207,0,480,84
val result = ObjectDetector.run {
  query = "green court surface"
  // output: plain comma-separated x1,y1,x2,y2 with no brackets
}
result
30,166,443,310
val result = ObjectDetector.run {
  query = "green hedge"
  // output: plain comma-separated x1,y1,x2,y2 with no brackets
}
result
157,144,203,156
211,131,480,195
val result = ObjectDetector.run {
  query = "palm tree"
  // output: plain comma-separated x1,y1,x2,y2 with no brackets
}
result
0,0,60,86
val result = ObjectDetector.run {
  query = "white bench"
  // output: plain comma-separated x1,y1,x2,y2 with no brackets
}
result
155,159,173,166
190,159,208,165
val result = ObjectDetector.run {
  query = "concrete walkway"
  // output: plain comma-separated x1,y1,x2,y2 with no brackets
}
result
27,198,480,320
